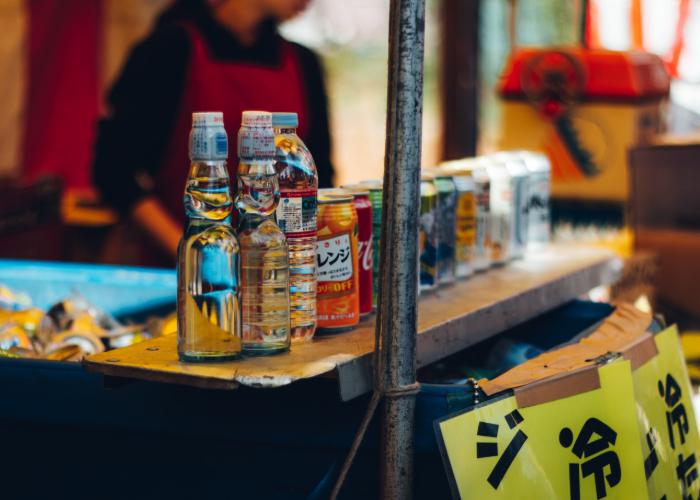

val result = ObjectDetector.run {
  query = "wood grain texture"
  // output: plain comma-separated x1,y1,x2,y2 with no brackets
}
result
84,245,621,398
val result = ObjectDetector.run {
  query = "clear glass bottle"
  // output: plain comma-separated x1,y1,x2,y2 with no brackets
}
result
177,111,241,362
272,112,318,343
236,111,291,355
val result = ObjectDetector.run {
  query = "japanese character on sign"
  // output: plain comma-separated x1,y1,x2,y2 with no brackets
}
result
559,417,621,500
476,409,528,489
644,428,660,480
676,452,698,499
659,373,690,450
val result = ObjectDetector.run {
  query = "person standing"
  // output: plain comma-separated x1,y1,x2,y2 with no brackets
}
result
93,0,334,265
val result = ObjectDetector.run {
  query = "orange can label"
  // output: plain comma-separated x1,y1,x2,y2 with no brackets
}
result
316,202,360,330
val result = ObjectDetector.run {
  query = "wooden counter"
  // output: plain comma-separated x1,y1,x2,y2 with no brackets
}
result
84,245,621,400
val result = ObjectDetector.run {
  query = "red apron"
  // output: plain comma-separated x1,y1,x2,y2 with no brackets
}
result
156,24,310,224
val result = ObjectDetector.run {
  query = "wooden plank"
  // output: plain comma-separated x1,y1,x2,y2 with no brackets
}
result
84,245,621,399
84,321,376,391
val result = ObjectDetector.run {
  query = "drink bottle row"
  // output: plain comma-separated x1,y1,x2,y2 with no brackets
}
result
178,110,315,362
176,109,551,363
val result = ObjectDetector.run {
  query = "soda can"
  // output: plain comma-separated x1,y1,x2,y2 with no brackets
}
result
483,156,512,265
316,189,360,332
419,173,438,292
471,159,492,271
430,169,457,284
493,152,530,259
518,150,551,248
438,163,476,278
341,185,374,316
360,180,382,308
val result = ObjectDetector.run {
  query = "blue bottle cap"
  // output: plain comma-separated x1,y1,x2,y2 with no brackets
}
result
271,112,299,128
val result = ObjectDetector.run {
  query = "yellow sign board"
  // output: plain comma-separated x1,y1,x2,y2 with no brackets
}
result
633,325,700,500
437,361,647,499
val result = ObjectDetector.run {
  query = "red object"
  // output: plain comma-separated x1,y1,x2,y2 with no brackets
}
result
352,192,373,316
541,100,564,119
500,48,670,102
157,24,309,223
666,0,691,78
23,0,102,189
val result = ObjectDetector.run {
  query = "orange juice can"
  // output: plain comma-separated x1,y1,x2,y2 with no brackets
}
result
316,189,360,332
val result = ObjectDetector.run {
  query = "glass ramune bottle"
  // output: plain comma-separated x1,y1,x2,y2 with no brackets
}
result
177,111,241,362
236,111,291,355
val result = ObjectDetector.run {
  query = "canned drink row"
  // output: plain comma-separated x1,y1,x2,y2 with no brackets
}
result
314,150,551,333
418,150,552,290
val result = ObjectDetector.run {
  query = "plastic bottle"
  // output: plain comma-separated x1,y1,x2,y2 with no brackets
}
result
272,112,318,342
177,111,241,362
236,111,290,355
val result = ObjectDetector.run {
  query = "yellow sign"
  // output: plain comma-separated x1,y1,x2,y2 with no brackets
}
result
633,325,700,500
437,361,647,499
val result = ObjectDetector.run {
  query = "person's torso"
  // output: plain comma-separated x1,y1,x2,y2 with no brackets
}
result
156,23,310,223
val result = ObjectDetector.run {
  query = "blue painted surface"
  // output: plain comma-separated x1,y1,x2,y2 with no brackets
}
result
0,261,615,498
0,259,176,318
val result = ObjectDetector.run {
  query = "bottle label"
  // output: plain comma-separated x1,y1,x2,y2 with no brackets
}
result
455,191,476,263
238,126,275,160
190,126,228,161
276,189,317,238
317,232,353,284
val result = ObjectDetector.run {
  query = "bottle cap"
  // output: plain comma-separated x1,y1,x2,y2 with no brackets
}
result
192,111,224,127
190,111,227,160
241,110,272,127
271,112,299,128
238,111,274,160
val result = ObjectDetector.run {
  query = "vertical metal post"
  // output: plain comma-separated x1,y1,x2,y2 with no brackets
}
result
378,0,425,498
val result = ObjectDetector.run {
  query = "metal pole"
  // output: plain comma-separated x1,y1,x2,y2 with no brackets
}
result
378,0,425,498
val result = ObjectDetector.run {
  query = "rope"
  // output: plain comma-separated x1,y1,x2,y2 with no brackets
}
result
384,382,421,398
328,389,382,500
329,338,421,500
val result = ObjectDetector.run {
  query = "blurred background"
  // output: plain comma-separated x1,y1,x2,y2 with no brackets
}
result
3,0,700,187
2,0,700,324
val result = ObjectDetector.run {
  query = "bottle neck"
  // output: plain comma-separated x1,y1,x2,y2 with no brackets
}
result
237,211,271,230
188,159,228,175
184,159,233,223
185,214,231,231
